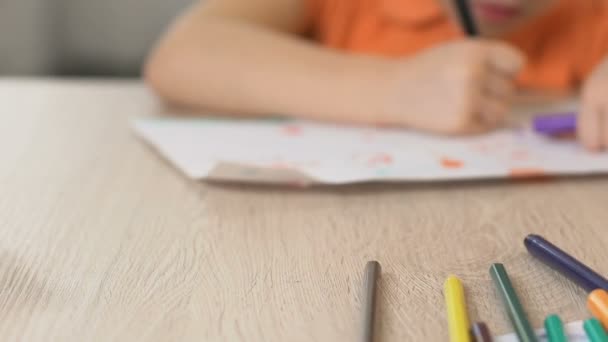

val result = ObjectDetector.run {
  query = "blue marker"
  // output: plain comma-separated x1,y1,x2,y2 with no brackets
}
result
524,234,608,293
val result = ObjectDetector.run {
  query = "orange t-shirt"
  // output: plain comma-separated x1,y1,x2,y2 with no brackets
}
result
307,0,608,92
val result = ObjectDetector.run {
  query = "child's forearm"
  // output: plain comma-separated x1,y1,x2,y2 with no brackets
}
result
145,9,395,124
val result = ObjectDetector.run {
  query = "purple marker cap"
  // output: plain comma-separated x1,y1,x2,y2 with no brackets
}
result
533,112,577,135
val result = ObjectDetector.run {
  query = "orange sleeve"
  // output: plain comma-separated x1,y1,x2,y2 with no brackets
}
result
302,0,382,49
575,1,608,84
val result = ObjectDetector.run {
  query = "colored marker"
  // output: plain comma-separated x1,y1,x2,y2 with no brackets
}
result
444,276,472,342
544,315,568,342
533,112,577,136
454,0,478,36
584,318,608,342
524,234,608,293
589,289,608,331
361,261,381,342
471,322,493,342
490,264,538,342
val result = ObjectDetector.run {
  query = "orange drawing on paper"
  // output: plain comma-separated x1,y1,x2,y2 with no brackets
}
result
282,125,303,136
441,157,464,169
368,153,393,166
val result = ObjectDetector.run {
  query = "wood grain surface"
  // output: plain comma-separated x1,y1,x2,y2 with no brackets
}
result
0,79,606,341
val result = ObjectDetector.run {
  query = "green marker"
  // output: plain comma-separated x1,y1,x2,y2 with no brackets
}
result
490,264,538,342
584,318,608,342
544,315,567,342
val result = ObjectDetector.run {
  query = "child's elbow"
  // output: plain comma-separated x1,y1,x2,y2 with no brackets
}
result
143,49,176,102
143,31,199,106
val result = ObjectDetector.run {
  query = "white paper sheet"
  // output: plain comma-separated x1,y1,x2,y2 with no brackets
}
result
133,108,608,185
496,320,588,341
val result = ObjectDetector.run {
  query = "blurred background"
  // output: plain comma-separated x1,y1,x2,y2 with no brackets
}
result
0,0,193,76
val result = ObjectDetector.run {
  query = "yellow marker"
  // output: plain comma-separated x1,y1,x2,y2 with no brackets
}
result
444,276,472,342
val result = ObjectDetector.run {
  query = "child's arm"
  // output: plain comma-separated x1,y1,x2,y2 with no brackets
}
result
578,57,608,150
145,0,523,133
145,0,392,124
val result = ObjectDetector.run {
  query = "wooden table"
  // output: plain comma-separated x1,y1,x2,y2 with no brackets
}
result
0,79,606,341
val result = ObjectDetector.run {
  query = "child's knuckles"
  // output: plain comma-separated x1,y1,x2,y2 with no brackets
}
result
463,104,482,129
492,84,514,100
489,41,522,58
487,42,525,72
453,40,488,64
463,63,488,89
481,101,507,123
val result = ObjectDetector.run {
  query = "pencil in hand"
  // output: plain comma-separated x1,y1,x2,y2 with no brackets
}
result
454,0,479,36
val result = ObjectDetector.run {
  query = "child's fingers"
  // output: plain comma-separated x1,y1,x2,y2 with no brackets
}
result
463,115,491,135
485,42,526,77
484,72,515,99
478,97,509,126
577,102,602,151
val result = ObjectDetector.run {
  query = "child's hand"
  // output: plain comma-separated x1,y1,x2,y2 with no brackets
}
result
579,59,608,150
383,40,525,134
